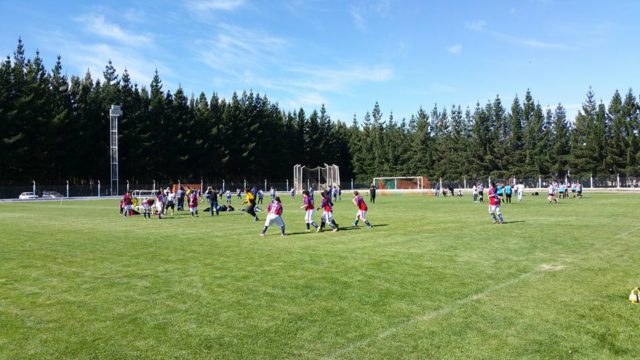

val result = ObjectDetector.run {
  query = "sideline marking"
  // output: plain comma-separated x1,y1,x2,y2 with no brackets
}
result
323,225,640,359
322,268,541,360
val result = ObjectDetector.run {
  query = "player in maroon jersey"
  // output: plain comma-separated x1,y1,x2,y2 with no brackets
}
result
352,191,373,228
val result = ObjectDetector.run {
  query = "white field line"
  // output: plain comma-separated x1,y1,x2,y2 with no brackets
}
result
614,226,640,238
321,269,539,360
323,225,640,359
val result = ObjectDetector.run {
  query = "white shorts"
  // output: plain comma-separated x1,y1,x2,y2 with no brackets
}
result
264,214,284,227
143,204,151,211
156,202,163,212
356,210,367,219
322,211,333,222
489,205,501,214
190,206,198,213
305,209,315,223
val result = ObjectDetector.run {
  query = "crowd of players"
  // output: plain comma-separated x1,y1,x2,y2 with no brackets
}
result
119,184,373,237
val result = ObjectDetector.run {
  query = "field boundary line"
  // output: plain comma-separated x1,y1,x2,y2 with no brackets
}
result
321,268,540,360
614,226,640,238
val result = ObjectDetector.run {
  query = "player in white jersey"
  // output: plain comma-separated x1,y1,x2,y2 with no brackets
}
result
260,196,285,237
547,183,558,204
300,190,319,231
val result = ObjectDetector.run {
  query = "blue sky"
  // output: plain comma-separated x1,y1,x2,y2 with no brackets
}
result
1,0,639,122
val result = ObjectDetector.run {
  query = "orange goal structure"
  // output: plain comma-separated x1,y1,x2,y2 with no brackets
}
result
373,176,431,193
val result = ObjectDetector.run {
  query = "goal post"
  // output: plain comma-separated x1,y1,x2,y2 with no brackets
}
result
293,164,340,192
373,176,430,190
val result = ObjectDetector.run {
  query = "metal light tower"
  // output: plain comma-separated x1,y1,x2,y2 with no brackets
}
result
110,105,122,195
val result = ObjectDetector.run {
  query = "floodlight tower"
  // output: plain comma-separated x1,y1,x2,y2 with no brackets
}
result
110,105,122,195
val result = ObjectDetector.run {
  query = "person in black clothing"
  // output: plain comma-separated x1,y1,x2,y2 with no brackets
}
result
369,183,377,204
205,186,219,216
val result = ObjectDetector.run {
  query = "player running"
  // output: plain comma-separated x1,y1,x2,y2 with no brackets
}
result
487,182,504,224
318,191,339,232
260,196,286,237
352,191,373,229
301,190,319,232
243,189,259,222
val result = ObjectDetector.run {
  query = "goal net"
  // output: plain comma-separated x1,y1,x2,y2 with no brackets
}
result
293,164,340,192
373,176,430,190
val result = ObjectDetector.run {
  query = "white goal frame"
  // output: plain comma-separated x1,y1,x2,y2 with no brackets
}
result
293,164,340,192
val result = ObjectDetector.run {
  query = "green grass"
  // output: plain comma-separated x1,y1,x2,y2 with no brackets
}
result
1,193,640,359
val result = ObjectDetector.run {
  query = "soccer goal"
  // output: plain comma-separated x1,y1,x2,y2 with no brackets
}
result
373,176,430,190
293,164,340,192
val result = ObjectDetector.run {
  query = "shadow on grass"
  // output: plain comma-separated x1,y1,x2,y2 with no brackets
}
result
503,221,526,224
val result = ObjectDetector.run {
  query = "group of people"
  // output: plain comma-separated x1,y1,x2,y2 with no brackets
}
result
472,182,527,203
121,184,372,237
252,186,372,237
120,186,202,219
547,181,583,203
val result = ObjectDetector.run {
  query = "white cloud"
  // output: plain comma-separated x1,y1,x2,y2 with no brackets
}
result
76,15,152,47
288,65,394,93
466,19,567,49
194,23,287,74
447,44,462,55
186,0,245,11
465,20,487,31
351,7,366,31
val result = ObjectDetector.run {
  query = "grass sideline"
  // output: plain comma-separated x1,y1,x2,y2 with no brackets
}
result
1,193,639,359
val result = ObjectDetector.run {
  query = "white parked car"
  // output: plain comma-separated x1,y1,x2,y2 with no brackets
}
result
19,192,39,199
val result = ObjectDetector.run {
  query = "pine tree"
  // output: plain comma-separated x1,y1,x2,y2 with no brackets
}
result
621,89,639,175
507,95,525,177
406,108,432,177
571,88,599,176
551,104,570,177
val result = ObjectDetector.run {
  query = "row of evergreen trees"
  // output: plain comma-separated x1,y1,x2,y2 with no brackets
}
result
1,40,639,185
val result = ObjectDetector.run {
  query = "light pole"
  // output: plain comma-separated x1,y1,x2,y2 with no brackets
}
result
110,105,122,195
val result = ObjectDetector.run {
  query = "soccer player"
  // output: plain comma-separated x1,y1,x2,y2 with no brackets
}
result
318,191,339,232
472,183,478,202
487,182,504,224
547,183,558,204
576,182,583,198
496,183,504,202
122,191,133,217
290,187,295,200
516,182,524,202
257,189,264,204
270,187,276,201
243,189,259,221
166,190,176,215
352,191,372,228
504,183,512,204
478,183,484,202
188,191,199,217
143,197,154,219
261,196,286,237
177,186,185,211
225,190,232,204
300,190,319,232
156,191,164,219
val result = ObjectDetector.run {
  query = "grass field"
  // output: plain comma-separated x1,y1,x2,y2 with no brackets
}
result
1,192,640,359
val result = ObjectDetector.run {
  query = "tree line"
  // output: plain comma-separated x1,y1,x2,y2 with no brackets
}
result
1,40,639,185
